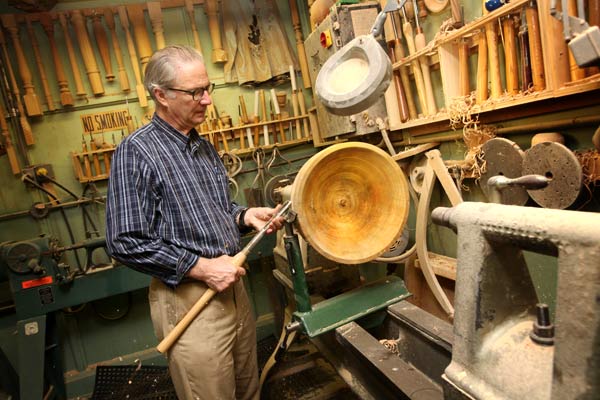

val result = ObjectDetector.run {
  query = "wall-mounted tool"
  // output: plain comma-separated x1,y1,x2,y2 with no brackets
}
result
156,201,292,354
402,6,429,115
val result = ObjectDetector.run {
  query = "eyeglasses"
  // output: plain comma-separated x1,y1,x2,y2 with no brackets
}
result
167,82,215,101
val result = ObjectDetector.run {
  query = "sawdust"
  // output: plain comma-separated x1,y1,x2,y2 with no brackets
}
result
379,338,400,355
447,93,496,188
576,149,600,186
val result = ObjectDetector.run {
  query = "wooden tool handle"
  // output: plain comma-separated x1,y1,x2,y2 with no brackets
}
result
156,252,247,354
525,3,545,91
0,107,20,174
291,91,302,139
58,12,87,97
104,8,131,93
476,29,488,104
415,29,437,114
388,40,409,122
184,0,204,55
204,0,228,63
458,39,470,96
118,6,148,107
1,14,43,116
484,21,501,98
147,2,166,50
25,16,56,111
403,22,428,116
289,0,312,89
391,37,417,119
518,27,532,91
91,12,115,81
502,17,519,95
40,13,74,106
239,95,249,123
70,10,105,96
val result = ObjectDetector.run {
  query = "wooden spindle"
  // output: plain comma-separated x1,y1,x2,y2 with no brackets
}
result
104,8,130,93
118,6,148,107
40,13,74,107
147,2,166,50
91,10,115,81
70,10,104,96
25,16,56,111
126,3,154,73
204,0,228,63
184,0,204,55
58,12,87,97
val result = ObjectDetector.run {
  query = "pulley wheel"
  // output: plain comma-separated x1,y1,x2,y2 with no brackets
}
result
264,174,296,207
522,142,582,209
479,138,528,205
409,154,428,194
291,142,410,264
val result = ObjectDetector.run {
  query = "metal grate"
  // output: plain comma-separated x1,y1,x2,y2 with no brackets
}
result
91,365,177,400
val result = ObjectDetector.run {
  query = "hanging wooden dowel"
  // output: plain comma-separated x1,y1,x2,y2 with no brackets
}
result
70,10,104,96
184,0,204,55
147,2,166,50
458,38,470,96
118,6,148,107
58,12,87,97
1,14,43,117
90,10,115,82
289,0,312,89
0,27,34,146
40,13,74,107
0,106,20,175
204,0,227,63
25,16,56,111
104,8,130,93
127,3,154,74
297,88,310,138
476,28,488,103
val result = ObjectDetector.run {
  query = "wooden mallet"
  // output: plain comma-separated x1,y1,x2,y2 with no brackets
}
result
156,201,292,354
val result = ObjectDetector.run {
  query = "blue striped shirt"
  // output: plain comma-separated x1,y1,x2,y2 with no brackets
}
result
106,114,245,287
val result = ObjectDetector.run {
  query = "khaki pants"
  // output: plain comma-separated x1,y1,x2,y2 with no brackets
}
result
149,278,259,400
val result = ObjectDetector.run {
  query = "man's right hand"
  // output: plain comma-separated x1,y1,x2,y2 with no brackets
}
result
186,255,246,292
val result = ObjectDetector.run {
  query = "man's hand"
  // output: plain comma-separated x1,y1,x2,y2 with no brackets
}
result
243,205,285,233
187,255,245,292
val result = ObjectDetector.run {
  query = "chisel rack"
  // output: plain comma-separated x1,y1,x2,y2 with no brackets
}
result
70,145,115,183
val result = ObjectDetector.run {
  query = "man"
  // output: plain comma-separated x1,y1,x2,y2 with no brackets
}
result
106,45,283,399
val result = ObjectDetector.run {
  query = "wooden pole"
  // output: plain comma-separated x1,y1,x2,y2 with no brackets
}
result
204,0,228,63
90,10,115,81
40,13,74,107
147,2,166,50
117,6,149,107
1,14,43,116
184,0,204,56
25,16,56,111
58,12,87,97
70,10,105,96
502,15,519,95
0,27,35,146
104,8,131,93
289,0,312,89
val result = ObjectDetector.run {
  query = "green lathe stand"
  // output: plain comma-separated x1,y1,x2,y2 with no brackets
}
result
282,221,411,337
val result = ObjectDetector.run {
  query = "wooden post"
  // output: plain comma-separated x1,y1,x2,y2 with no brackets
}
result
104,8,131,93
40,13,74,107
58,12,87,97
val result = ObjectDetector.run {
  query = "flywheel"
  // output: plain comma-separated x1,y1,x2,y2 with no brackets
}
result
291,142,410,264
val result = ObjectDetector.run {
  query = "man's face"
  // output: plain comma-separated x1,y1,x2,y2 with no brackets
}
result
155,59,212,133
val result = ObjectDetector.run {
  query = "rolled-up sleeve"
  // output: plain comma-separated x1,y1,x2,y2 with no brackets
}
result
106,142,197,285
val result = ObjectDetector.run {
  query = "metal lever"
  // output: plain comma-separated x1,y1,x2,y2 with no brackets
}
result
487,174,550,204
370,0,409,37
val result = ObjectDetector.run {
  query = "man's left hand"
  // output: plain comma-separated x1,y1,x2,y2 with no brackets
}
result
244,205,285,234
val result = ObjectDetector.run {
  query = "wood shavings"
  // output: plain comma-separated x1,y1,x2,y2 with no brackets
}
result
379,338,400,355
576,149,600,186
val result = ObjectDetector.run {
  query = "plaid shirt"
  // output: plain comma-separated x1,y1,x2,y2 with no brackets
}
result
106,114,245,287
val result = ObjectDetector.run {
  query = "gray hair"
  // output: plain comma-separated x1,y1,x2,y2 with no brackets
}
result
144,45,205,101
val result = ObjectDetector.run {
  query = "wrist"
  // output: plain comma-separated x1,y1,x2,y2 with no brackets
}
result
238,208,251,231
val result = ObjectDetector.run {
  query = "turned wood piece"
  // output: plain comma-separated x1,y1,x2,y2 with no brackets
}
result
0,106,20,174
127,3,154,73
104,8,130,92
1,14,43,116
40,13,74,106
297,88,310,138
502,16,519,95
70,9,105,96
476,29,488,103
458,38,470,96
58,12,87,97
25,16,56,111
118,6,148,107
525,1,546,91
0,27,34,145
291,142,410,264
184,0,204,55
91,10,115,81
147,2,166,50
204,0,228,63
289,0,311,89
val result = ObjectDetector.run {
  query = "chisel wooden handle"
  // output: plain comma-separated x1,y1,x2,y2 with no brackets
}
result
91,11,115,81
0,27,34,145
390,31,417,119
70,10,105,96
25,16,56,111
458,38,470,96
104,8,130,93
476,30,488,103
0,106,20,174
40,13,74,107
184,0,204,55
415,27,437,114
147,2,166,50
518,18,532,91
58,12,87,97
403,21,428,116
484,21,501,98
1,14,43,116
525,1,545,91
502,16,519,95
204,0,227,63
388,40,410,122
118,6,148,107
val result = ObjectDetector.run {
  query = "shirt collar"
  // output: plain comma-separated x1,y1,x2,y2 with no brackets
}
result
151,113,204,153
